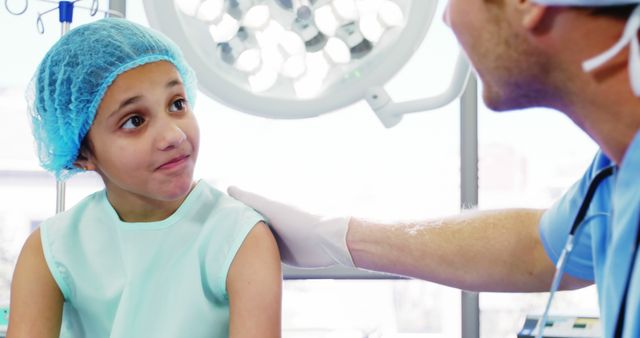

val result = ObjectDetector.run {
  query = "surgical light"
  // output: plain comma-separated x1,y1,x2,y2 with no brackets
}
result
331,0,358,22
208,13,239,42
291,12,327,52
144,0,471,127
314,5,340,36
335,22,371,59
243,4,270,28
195,0,225,23
176,0,201,16
378,1,403,27
324,37,350,64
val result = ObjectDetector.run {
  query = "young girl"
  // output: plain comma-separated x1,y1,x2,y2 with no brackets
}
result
7,18,281,338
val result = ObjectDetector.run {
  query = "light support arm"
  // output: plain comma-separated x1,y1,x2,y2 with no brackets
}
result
365,49,471,128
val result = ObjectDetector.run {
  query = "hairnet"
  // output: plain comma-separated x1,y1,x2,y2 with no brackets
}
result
27,18,198,180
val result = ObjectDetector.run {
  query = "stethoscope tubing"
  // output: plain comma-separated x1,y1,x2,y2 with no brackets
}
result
535,166,615,338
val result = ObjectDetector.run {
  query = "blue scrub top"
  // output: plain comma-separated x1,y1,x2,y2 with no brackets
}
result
540,131,640,338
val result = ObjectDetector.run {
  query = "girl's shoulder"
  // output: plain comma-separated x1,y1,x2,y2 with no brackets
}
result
193,181,263,219
40,189,108,231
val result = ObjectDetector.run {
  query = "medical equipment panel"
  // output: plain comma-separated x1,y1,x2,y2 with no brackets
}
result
518,315,601,338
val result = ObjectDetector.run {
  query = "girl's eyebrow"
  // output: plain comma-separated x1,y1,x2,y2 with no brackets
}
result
111,95,142,118
108,78,183,119
166,78,182,88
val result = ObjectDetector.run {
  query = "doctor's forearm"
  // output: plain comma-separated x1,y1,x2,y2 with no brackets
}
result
346,209,560,292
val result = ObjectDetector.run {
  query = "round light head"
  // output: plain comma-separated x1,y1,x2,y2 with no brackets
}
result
144,0,438,118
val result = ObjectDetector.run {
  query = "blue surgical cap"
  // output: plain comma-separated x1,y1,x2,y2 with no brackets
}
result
27,18,197,180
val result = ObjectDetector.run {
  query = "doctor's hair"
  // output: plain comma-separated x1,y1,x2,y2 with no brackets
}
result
582,3,636,19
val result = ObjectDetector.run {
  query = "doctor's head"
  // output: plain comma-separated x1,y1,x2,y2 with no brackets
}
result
443,0,638,112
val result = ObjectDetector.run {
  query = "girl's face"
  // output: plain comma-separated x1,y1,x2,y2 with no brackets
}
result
80,61,200,220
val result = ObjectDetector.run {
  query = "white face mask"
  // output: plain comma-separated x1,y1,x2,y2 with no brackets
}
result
582,4,640,96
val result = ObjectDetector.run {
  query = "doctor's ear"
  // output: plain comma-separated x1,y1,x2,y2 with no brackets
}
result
517,0,549,31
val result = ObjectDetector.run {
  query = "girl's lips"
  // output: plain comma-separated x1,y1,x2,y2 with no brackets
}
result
157,155,189,170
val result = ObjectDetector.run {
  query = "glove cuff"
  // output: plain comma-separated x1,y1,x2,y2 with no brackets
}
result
320,216,356,268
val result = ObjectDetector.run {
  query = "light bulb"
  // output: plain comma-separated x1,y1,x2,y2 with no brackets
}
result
256,20,285,48
243,5,270,29
314,5,340,36
294,48,331,99
331,0,359,21
279,31,305,55
261,46,285,73
281,54,307,79
306,51,330,79
324,37,350,64
378,0,404,28
294,73,324,99
208,13,240,42
359,12,385,43
196,0,224,23
355,0,382,14
175,0,201,17
236,48,262,73
249,66,279,92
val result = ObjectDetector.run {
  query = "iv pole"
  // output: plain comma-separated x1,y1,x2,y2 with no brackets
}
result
4,0,123,214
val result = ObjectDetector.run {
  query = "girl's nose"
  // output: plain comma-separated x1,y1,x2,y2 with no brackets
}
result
157,123,187,150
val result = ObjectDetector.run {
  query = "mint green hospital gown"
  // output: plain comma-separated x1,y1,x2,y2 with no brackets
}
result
39,181,265,338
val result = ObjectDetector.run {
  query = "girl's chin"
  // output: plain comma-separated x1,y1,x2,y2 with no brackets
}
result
160,179,196,201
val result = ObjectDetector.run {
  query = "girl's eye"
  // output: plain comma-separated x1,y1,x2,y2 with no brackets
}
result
121,115,145,130
169,98,187,112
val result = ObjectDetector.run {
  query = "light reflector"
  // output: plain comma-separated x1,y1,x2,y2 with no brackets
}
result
144,0,439,119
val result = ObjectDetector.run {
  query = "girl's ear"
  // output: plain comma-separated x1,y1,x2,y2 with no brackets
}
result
73,146,96,171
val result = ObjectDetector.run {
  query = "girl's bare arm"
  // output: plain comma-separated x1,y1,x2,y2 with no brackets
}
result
227,222,282,338
7,229,63,338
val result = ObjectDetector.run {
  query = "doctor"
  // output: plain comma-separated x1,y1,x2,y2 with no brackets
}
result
230,0,640,337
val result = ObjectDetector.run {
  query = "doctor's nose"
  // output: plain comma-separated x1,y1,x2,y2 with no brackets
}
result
443,3,452,27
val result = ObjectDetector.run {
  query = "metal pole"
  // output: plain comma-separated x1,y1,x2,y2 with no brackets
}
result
55,181,66,213
55,18,72,214
460,73,480,338
56,1,127,214
109,0,126,17
61,21,70,36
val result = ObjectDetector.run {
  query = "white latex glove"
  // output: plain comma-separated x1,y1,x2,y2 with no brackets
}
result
228,186,355,268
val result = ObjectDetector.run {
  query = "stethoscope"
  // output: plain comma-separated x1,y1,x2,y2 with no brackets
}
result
535,165,640,338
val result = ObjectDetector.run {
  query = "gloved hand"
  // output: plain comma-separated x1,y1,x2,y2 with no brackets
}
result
228,186,355,268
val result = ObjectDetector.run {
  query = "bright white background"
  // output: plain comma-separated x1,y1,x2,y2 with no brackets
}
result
0,0,599,337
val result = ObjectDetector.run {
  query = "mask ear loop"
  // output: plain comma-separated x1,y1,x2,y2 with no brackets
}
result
582,4,640,96
630,31,640,94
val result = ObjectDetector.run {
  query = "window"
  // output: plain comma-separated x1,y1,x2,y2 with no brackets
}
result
477,101,599,338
